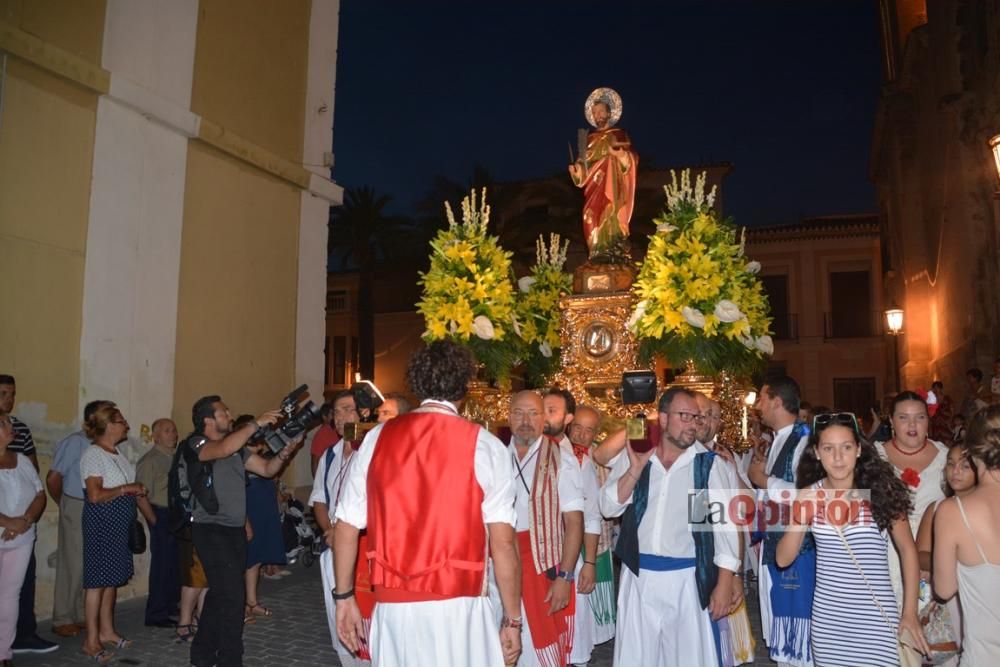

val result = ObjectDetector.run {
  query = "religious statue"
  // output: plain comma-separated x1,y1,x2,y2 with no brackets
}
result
568,88,639,263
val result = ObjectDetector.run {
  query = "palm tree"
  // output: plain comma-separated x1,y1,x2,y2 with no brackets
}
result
327,186,413,381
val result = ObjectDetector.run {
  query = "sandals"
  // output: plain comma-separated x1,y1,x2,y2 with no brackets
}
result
101,636,133,650
82,647,114,664
174,624,197,643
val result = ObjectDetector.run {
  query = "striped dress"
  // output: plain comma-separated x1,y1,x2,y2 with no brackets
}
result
809,484,899,667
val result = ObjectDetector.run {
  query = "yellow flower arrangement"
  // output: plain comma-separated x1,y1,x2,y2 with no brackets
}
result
515,234,573,385
630,169,773,375
417,189,520,383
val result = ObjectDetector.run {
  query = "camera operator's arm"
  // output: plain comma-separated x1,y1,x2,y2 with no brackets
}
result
197,410,282,462
245,437,304,478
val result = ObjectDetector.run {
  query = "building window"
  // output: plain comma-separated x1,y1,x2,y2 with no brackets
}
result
827,270,873,337
833,377,876,417
760,275,795,340
332,336,347,386
327,290,349,313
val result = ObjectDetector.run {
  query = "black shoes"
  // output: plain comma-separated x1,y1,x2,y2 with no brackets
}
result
11,633,59,654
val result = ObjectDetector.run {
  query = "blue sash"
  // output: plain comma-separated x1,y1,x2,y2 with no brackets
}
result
638,554,695,571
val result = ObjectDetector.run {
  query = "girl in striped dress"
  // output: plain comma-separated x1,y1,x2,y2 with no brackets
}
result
777,413,930,666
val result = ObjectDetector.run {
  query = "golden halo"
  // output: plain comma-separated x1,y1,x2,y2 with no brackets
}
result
584,87,623,129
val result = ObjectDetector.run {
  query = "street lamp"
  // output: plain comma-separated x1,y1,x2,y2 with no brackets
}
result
990,134,1000,185
885,305,904,392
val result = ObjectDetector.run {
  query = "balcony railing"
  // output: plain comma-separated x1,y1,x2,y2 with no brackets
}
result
823,310,884,339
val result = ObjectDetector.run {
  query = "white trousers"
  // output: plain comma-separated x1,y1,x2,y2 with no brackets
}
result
569,555,595,665
370,597,505,667
319,548,369,667
613,565,717,667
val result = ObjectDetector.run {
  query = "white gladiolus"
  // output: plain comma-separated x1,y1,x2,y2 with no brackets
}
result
745,260,761,274
755,335,774,355
472,315,495,340
713,300,744,323
517,276,536,293
682,306,706,329
656,222,677,234
627,300,648,331
539,342,553,358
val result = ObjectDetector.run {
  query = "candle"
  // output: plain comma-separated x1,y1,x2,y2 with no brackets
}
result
741,405,748,442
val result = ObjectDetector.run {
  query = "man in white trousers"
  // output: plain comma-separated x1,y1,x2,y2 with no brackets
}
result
600,386,740,666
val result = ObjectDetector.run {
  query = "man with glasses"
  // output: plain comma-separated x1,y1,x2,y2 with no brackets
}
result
747,377,815,667
309,390,372,665
600,386,740,666
499,390,583,667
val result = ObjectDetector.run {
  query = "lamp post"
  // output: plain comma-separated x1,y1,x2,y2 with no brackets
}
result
885,305,904,392
989,134,1000,186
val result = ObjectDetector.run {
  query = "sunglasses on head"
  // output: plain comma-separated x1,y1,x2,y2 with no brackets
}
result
812,412,859,431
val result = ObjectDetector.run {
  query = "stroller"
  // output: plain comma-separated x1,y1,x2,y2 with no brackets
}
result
281,498,323,567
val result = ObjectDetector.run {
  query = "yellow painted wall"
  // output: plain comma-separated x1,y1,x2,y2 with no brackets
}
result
0,59,98,423
0,0,106,63
191,0,310,164
173,142,301,428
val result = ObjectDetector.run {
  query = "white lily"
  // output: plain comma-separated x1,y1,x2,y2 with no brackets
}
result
626,300,648,331
539,342,553,358
517,276,536,293
713,299,744,323
472,315,495,340
738,333,755,349
682,306,706,329
745,260,761,274
655,222,677,234
755,335,774,355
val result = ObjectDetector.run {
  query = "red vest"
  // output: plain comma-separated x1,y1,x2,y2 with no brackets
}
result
366,411,487,602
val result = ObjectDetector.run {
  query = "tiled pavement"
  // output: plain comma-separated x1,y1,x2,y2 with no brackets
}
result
15,564,777,666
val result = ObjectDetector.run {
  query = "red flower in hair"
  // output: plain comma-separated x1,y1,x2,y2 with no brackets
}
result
900,467,921,488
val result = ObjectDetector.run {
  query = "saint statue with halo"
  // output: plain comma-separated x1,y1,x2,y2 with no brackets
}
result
568,87,639,263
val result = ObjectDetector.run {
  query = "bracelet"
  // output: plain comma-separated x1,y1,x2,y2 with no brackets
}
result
584,560,596,566
331,588,355,601
501,615,523,629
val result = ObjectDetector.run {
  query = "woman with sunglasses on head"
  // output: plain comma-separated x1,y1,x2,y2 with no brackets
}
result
777,413,929,666
933,405,1000,665
873,391,948,609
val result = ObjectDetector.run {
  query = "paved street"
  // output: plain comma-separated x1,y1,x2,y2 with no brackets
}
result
16,563,776,666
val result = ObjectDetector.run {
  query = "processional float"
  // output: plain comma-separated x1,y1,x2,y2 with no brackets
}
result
416,88,773,449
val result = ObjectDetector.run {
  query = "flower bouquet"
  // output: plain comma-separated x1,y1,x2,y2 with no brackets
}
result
417,189,521,385
515,234,573,386
628,170,773,376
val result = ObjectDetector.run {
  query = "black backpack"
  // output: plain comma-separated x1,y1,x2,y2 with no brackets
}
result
168,434,219,537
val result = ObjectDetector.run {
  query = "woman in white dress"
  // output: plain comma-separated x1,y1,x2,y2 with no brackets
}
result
874,391,948,606
934,405,1000,665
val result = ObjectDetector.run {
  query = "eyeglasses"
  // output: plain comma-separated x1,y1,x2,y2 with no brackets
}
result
812,412,858,432
671,411,704,424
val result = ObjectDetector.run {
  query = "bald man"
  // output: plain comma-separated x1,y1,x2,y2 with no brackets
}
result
137,418,181,627
502,390,584,667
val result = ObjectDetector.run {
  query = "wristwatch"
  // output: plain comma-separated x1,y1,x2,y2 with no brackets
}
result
555,568,575,583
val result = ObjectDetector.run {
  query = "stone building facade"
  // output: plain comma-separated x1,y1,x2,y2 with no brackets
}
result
872,0,1000,394
0,0,342,617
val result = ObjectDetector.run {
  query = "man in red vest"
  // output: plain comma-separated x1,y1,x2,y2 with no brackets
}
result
333,341,522,666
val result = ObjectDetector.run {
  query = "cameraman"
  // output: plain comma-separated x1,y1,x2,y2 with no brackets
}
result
187,395,304,667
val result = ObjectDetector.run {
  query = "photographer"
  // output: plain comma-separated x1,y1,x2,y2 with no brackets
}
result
187,396,304,667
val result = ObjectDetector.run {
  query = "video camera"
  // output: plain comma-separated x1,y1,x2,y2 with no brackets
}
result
341,379,385,443
249,384,322,454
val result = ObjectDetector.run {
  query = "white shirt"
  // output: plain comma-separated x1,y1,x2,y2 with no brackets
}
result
561,434,602,536
308,438,351,515
80,445,135,487
335,400,516,530
510,435,585,532
0,453,43,549
764,423,809,496
600,442,741,573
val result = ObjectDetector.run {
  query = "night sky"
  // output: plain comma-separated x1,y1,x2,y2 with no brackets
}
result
332,1,883,227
